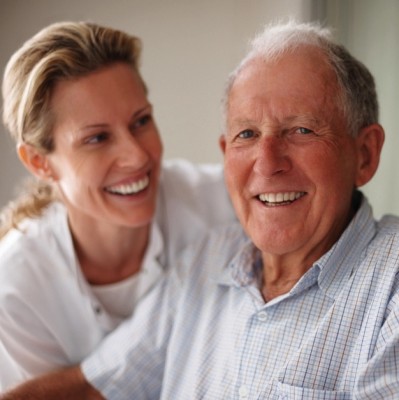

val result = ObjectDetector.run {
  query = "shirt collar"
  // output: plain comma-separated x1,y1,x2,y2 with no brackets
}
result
215,193,377,302
214,236,256,287
315,194,376,299
141,222,164,272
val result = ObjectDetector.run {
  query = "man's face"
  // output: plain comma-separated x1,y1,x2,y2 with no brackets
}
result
221,49,366,263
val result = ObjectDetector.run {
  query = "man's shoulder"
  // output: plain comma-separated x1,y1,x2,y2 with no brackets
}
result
378,214,399,234
365,214,399,275
373,214,399,251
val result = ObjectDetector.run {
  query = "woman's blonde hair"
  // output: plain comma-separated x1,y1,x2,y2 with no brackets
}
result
1,21,144,238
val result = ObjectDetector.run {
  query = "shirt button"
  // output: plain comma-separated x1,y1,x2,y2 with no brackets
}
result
93,304,102,314
238,385,249,399
257,311,268,322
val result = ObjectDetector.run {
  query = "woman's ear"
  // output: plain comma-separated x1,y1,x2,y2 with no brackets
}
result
355,123,385,188
17,144,54,181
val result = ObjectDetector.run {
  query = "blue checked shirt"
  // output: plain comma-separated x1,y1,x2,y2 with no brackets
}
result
83,195,399,399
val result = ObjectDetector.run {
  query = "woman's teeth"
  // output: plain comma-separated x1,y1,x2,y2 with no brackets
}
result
106,176,149,195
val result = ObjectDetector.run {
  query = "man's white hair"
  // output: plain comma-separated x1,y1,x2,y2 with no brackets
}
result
222,19,379,137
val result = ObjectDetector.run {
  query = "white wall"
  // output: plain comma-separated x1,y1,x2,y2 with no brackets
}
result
4,0,397,219
0,0,312,209
325,0,399,217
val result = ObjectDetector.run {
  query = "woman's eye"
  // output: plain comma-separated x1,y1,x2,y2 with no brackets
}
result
297,127,313,135
85,132,108,144
238,129,255,139
132,115,151,130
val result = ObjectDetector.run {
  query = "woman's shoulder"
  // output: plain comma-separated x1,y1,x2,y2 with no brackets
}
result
159,159,235,222
0,202,73,279
156,159,236,251
160,158,224,188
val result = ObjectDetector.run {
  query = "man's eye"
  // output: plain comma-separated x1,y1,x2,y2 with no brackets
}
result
297,127,313,135
238,129,255,139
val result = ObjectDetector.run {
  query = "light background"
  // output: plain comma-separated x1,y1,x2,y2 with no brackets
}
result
0,0,398,218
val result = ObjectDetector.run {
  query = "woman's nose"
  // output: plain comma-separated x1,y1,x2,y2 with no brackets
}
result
114,133,149,169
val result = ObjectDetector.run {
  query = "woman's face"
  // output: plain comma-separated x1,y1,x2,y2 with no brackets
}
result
45,63,163,229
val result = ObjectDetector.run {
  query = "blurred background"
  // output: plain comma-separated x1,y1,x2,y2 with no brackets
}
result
0,0,398,217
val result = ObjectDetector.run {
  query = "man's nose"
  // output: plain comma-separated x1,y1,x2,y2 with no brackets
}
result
253,135,291,178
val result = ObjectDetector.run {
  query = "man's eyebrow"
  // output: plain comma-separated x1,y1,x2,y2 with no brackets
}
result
230,116,319,125
229,118,257,126
283,115,321,125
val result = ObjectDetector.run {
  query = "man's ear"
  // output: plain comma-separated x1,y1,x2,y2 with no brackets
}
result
355,123,385,188
17,143,55,181
219,134,226,154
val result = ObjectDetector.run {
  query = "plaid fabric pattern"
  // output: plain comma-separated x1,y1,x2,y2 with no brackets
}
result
83,196,399,399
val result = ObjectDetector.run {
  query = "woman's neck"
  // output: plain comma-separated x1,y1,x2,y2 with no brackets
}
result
68,214,150,285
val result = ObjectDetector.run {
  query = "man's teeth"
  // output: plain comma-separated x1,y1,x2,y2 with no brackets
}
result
258,192,305,204
107,176,149,195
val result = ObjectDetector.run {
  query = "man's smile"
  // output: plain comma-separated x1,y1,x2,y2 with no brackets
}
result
258,191,306,206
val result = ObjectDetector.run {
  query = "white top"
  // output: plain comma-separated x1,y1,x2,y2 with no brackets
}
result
0,159,236,390
90,225,164,318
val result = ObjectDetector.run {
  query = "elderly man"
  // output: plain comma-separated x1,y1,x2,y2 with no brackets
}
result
2,20,398,399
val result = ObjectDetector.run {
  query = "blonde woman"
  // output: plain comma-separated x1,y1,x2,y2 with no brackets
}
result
0,21,235,390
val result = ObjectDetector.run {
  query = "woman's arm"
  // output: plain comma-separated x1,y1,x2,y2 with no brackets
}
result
0,366,103,400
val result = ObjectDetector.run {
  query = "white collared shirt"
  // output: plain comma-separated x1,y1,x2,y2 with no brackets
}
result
0,159,236,390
